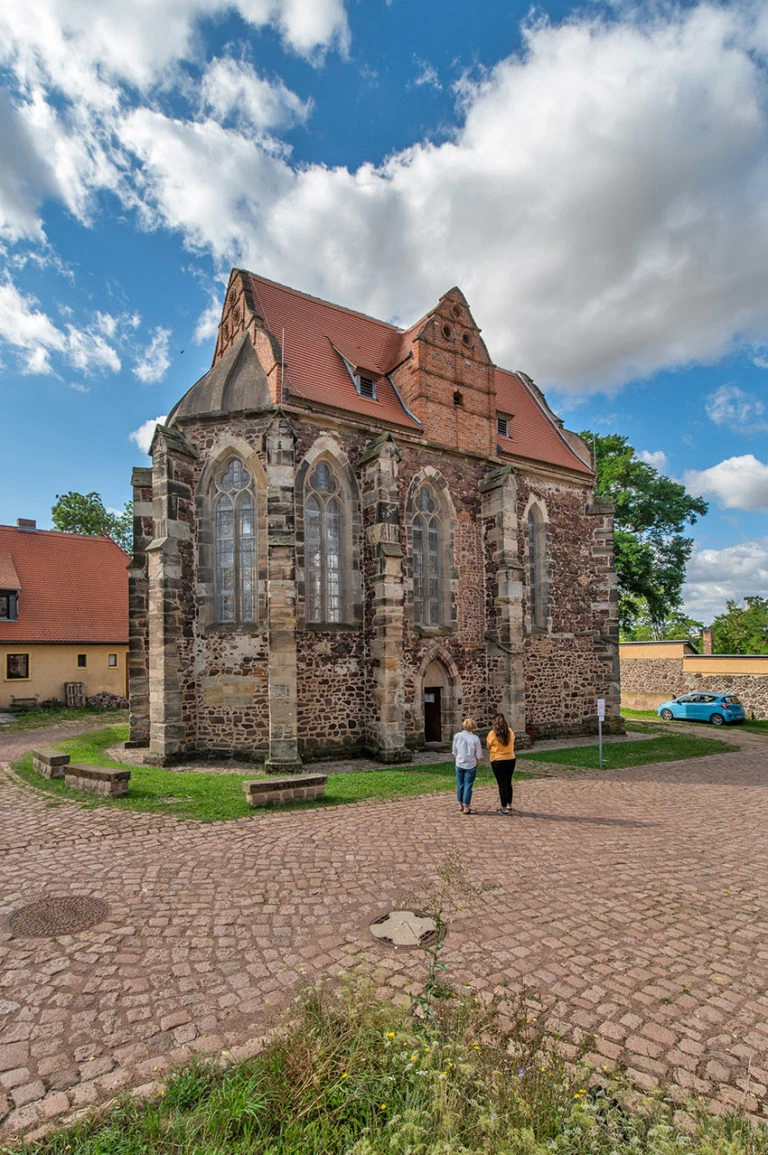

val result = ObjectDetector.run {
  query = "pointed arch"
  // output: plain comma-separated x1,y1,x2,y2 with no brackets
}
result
196,436,268,628
405,467,458,631
525,498,550,631
296,435,361,627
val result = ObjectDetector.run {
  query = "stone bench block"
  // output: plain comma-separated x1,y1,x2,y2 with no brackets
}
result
243,774,327,808
32,747,71,779
64,764,131,798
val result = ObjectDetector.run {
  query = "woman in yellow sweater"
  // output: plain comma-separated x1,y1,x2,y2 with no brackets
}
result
486,712,516,815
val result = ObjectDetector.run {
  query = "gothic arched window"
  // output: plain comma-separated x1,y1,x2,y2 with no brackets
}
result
214,458,256,623
527,505,548,629
413,485,442,626
306,461,343,623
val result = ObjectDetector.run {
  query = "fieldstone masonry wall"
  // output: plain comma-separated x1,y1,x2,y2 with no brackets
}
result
622,659,768,718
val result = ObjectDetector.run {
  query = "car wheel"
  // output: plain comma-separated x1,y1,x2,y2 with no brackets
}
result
660,709,674,721
710,713,725,726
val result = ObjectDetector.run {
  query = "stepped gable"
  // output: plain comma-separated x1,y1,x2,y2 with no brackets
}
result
0,524,128,644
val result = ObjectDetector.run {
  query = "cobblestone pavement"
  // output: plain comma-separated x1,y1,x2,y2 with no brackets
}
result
1,727,768,1139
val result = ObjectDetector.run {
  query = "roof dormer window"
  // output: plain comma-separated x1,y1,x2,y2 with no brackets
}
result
356,374,376,400
0,591,17,621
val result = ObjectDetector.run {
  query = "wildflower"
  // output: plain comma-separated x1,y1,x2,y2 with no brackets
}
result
473,1044,481,1051
385,1031,395,1038
438,1072,447,1080
341,1073,349,1080
380,1103,387,1110
417,1070,429,1076
518,1068,525,1076
157,1089,165,1097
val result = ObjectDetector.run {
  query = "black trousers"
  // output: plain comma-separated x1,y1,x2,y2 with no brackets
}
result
491,758,516,807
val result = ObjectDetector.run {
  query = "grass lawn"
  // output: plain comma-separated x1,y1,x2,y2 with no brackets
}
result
2,705,128,730
13,724,741,822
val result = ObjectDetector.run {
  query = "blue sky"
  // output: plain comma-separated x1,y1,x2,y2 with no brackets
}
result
1,0,767,623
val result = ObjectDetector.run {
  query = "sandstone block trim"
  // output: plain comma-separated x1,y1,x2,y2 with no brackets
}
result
64,765,131,798
243,774,327,807
32,748,70,779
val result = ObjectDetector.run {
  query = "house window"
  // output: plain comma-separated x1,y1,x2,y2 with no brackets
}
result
413,486,442,626
7,653,29,679
356,374,376,399
527,505,548,629
497,416,509,438
0,591,17,621
214,458,256,623
77,654,87,668
306,462,343,623
108,653,118,667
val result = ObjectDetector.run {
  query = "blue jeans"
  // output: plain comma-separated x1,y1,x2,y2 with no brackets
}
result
456,764,477,807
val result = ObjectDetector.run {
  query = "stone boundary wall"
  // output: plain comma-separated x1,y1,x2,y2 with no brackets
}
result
621,658,768,718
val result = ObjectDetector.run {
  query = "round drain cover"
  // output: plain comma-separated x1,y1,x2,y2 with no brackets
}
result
370,909,440,947
8,896,110,938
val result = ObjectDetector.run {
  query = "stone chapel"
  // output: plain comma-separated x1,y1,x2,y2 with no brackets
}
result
129,269,620,769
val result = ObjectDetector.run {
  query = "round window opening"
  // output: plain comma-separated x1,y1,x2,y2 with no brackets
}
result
442,324,452,340
462,332,472,348
451,304,462,319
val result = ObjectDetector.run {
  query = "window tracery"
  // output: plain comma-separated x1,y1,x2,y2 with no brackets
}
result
214,458,256,623
305,461,343,623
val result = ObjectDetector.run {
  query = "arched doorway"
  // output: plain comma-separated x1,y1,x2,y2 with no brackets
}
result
422,657,459,744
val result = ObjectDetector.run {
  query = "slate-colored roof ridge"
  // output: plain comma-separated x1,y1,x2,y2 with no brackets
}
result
242,270,407,339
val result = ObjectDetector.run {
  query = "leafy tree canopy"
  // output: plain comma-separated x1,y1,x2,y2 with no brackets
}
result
581,432,708,637
711,595,768,655
51,491,132,554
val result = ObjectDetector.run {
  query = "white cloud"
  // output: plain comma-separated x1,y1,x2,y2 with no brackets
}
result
133,326,172,383
107,3,768,391
129,414,168,454
705,383,768,432
0,276,121,376
194,293,223,343
638,449,669,471
413,58,441,90
683,538,768,622
201,58,312,134
684,455,768,511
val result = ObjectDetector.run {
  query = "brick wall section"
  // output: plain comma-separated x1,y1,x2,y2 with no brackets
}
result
622,659,768,718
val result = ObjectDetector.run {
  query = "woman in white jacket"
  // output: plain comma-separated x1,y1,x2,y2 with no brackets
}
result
452,717,483,815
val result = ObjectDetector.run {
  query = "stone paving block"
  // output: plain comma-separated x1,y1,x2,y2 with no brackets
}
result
11,1080,46,1109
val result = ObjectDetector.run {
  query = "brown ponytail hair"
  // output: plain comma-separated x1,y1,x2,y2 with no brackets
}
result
493,713,510,745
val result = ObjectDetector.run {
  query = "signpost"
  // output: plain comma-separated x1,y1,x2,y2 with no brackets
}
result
597,698,606,768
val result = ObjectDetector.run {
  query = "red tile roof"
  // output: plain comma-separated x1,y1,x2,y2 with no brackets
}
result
0,526,128,644
243,272,422,429
240,271,592,476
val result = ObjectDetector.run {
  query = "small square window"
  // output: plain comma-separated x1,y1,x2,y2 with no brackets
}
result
497,416,509,438
108,653,118,667
7,653,29,679
77,654,87,668
0,591,17,621
356,374,376,399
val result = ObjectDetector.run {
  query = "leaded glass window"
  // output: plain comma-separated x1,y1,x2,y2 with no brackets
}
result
215,458,256,623
413,485,442,626
528,506,547,629
306,461,343,623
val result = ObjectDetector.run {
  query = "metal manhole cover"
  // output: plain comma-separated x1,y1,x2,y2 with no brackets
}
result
370,909,442,948
8,896,110,937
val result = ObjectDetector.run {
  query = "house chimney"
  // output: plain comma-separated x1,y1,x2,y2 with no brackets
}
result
16,518,36,531
702,627,713,655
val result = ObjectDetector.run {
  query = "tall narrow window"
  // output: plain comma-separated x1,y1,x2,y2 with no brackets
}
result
413,486,442,626
306,461,343,623
215,458,256,623
528,506,547,629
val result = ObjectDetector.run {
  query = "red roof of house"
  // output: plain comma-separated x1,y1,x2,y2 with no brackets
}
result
0,525,128,644
241,272,592,476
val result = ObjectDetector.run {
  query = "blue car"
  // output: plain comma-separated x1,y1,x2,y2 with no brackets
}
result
657,692,745,726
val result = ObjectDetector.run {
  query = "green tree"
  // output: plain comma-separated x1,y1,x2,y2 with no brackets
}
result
711,595,768,654
51,491,133,554
581,432,708,636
